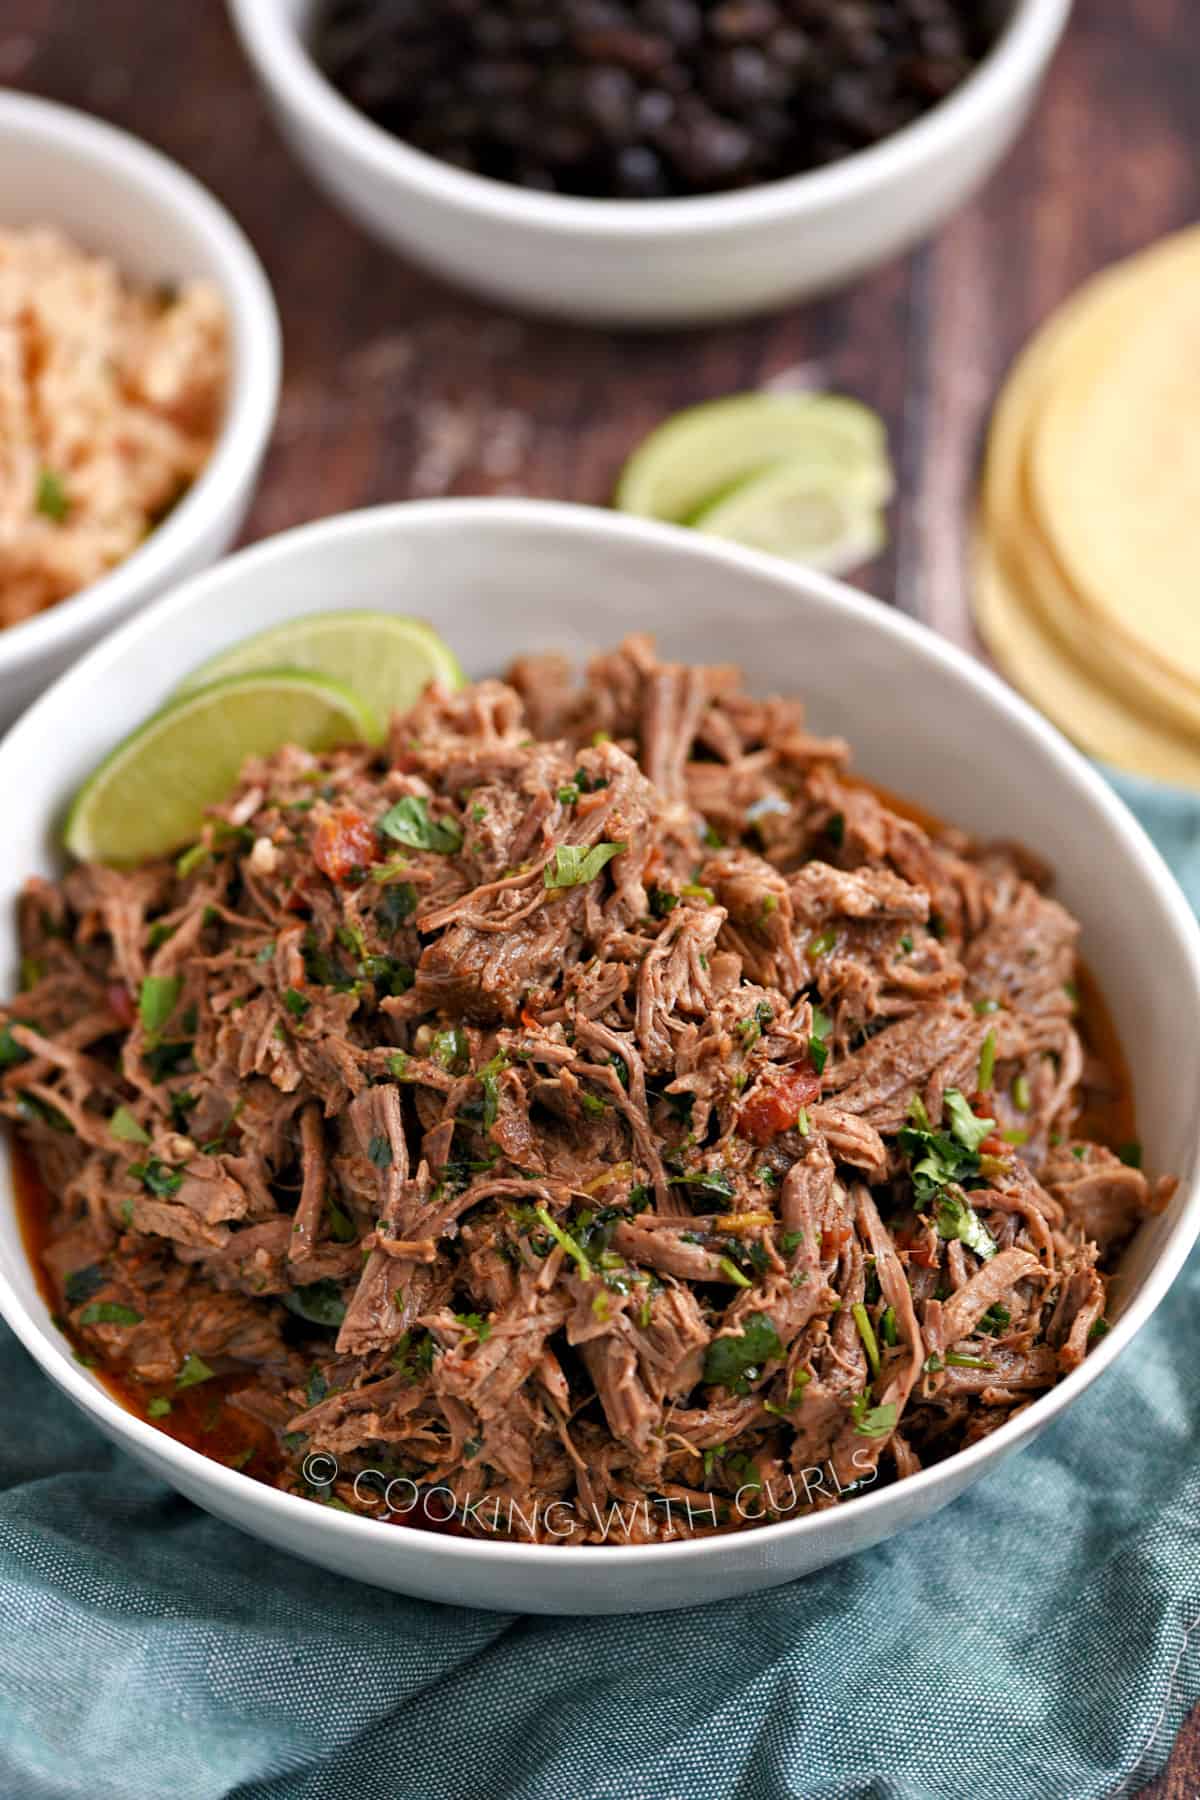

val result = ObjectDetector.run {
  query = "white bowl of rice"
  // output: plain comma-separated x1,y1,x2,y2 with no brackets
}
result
0,91,280,726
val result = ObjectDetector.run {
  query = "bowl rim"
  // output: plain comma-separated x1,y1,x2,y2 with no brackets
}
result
0,88,281,681
1,495,1197,1574
228,0,1072,238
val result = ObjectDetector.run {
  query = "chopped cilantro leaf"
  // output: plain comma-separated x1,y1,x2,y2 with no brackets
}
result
282,1281,347,1328
668,1168,735,1201
109,1106,150,1145
138,974,181,1038
544,841,626,890
703,1314,782,1393
933,1190,998,1261
850,1395,897,1438
430,1025,469,1074
377,796,463,854
375,881,418,933
129,1158,183,1199
943,1088,995,1152
64,1265,106,1306
176,1351,216,1388
367,1134,393,1170
35,468,70,522
78,1301,142,1327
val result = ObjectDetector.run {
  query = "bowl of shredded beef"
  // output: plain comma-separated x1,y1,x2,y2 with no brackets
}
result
1,500,1197,1617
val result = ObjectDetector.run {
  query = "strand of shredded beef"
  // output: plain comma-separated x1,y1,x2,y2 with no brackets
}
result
1,635,1175,1545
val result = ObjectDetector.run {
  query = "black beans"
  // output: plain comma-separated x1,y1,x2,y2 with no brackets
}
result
314,0,1001,200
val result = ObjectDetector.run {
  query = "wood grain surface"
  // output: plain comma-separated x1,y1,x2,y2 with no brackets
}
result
5,1,1200,1793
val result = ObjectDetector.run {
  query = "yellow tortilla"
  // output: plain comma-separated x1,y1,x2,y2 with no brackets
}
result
973,530,1200,788
1027,225,1200,698
982,237,1200,743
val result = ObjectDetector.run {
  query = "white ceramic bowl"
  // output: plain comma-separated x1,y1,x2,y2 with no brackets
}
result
0,90,281,726
1,499,1197,1615
228,0,1071,327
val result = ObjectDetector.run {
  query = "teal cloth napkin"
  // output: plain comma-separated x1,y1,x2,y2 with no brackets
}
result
2,769,1198,1800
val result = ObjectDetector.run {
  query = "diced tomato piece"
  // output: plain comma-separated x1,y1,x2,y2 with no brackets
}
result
738,1064,822,1145
313,806,377,885
821,1222,853,1258
893,1220,938,1268
979,1131,1011,1158
520,1005,541,1032
108,982,135,1028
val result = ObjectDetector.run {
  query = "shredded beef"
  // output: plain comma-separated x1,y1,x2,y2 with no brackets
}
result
3,636,1168,1545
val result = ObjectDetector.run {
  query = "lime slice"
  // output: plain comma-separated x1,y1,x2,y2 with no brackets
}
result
615,392,890,524
690,455,887,573
63,672,382,865
176,611,464,721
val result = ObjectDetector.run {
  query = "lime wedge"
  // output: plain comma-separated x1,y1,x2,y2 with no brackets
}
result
176,611,464,721
63,672,382,865
690,455,887,572
615,392,890,525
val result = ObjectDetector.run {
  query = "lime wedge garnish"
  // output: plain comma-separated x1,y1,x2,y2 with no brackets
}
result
615,392,890,525
690,455,887,572
63,672,382,865
176,611,464,721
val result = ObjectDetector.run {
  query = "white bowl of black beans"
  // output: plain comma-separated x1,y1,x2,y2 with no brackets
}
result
229,0,1071,326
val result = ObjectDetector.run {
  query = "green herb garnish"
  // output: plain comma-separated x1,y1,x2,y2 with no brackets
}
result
138,974,181,1038
943,1089,995,1152
809,1007,832,1078
850,1395,897,1438
702,1313,782,1393
544,842,626,890
129,1157,183,1199
64,1265,106,1306
367,1135,393,1170
109,1106,150,1145
932,1190,997,1261
851,1302,881,1377
376,882,418,933
176,1351,216,1388
377,796,462,854
533,1206,592,1282
430,1025,469,1075
668,1168,735,1201
35,468,70,522
282,1281,347,1328
79,1302,142,1327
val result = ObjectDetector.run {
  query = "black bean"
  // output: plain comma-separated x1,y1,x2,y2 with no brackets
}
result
313,0,1000,200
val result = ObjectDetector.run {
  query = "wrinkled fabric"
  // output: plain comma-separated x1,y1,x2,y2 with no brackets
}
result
1,773,1197,1800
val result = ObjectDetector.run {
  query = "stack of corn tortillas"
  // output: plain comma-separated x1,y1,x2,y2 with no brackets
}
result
974,226,1200,788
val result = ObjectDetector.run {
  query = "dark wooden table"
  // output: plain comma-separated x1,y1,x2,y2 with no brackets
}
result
6,1,1200,1791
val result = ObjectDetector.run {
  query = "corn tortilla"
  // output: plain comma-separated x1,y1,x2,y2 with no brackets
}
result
973,530,1200,788
982,237,1200,742
1027,225,1200,697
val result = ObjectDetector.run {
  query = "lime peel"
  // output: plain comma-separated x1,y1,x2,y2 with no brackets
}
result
615,391,891,529
175,610,464,722
63,670,381,866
